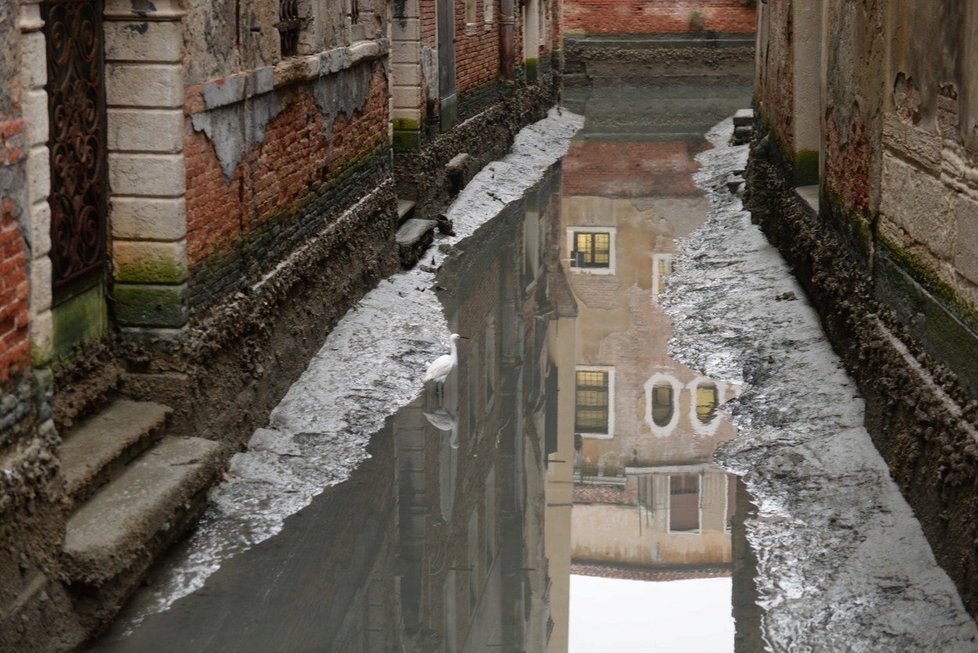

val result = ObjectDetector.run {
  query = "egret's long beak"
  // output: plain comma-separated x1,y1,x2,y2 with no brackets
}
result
458,335,470,339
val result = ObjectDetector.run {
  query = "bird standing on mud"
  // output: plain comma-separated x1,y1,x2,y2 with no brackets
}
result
424,333,468,400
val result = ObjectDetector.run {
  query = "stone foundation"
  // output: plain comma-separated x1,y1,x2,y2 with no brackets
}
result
562,35,754,88
119,179,400,445
395,71,558,221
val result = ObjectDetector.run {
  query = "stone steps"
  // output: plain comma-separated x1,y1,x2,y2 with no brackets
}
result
63,435,222,588
60,399,171,506
396,198,416,225
58,398,224,629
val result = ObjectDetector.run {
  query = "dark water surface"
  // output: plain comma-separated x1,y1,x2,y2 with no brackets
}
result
95,78,754,652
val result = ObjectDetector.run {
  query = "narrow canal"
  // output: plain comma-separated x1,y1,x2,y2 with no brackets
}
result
92,74,977,652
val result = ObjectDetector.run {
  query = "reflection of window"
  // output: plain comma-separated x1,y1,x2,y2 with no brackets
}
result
575,369,610,435
725,474,737,534
484,316,496,407
695,382,719,424
651,383,674,427
653,254,674,296
465,0,478,24
669,474,701,533
574,232,611,268
567,227,616,274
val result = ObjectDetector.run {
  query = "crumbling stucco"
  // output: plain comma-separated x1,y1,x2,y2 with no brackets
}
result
311,60,373,136
190,61,373,182
191,94,285,182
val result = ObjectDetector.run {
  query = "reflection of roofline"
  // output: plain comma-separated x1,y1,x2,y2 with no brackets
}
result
624,462,726,475
571,561,732,583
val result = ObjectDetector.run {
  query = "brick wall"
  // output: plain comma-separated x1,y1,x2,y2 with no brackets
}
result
754,1,794,160
564,0,755,36
455,0,501,95
184,61,391,311
0,119,28,388
0,195,28,387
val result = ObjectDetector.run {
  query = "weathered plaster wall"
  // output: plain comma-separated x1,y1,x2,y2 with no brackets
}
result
753,0,793,160
185,57,390,311
750,0,978,620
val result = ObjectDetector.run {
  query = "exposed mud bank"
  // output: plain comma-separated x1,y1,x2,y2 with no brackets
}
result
747,124,978,621
108,108,583,630
663,119,978,650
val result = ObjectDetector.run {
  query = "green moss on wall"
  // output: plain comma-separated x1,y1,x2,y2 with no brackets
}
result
114,283,189,328
793,149,819,186
114,257,188,285
878,235,978,333
52,283,107,358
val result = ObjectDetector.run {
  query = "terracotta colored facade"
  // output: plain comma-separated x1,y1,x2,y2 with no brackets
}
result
563,0,755,36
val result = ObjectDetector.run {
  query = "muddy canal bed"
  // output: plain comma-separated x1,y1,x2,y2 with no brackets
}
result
92,82,977,652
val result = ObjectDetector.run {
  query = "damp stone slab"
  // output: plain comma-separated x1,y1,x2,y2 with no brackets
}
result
63,435,223,585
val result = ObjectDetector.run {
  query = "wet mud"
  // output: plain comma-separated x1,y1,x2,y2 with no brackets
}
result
748,125,978,621
663,118,978,650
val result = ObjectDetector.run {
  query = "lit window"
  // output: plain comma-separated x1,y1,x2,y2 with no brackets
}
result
695,382,718,424
574,232,611,268
575,370,609,434
567,227,616,274
651,383,674,427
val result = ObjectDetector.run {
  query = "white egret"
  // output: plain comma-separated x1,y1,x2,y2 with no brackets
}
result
424,333,468,399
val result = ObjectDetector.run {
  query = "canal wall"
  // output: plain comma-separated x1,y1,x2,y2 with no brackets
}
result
0,0,562,648
561,0,755,87
668,118,978,650
751,0,978,619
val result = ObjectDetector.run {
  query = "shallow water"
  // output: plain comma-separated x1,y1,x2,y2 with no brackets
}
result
93,76,977,652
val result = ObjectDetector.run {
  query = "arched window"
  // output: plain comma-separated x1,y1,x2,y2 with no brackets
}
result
695,382,719,424
651,382,674,427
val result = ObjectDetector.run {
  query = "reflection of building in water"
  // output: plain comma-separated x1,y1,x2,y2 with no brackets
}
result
377,168,569,652
560,135,741,574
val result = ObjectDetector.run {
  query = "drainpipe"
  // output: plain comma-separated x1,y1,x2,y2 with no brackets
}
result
500,0,515,80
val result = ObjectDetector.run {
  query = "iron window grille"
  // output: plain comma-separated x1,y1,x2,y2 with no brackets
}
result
278,0,301,58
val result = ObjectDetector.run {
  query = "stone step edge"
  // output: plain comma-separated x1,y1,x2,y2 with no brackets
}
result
62,435,224,587
60,399,172,505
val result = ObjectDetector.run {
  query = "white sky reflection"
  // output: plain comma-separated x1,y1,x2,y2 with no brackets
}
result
569,575,734,653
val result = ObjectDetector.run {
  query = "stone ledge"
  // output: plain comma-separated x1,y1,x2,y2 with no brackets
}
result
62,435,222,586
185,39,390,115
103,0,186,21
